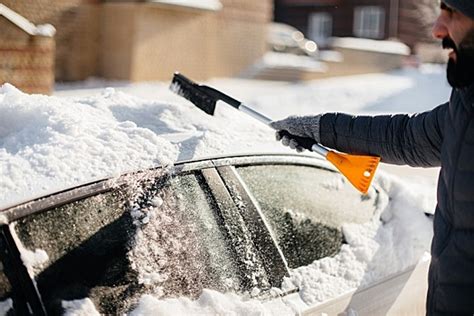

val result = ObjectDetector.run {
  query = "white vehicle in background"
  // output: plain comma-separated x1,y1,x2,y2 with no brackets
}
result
267,22,318,58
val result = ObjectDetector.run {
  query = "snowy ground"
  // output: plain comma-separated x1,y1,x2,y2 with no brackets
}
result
1,64,451,314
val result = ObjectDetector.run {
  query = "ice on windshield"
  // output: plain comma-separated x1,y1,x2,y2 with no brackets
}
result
126,171,243,299
10,168,260,314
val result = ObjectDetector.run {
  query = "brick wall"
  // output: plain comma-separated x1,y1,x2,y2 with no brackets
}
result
1,0,100,81
0,17,55,94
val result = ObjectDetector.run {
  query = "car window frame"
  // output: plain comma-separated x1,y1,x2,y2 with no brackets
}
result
0,224,46,315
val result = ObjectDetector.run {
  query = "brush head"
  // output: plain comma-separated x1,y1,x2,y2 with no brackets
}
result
170,72,217,115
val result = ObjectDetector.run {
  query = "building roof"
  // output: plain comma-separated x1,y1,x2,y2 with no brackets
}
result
0,3,55,37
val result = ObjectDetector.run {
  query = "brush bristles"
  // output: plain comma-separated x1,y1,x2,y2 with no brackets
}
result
169,81,183,95
169,73,217,115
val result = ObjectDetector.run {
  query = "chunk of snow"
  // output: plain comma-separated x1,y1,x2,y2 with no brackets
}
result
0,214,7,225
62,298,100,316
35,24,56,37
151,196,164,207
20,248,49,270
128,290,293,315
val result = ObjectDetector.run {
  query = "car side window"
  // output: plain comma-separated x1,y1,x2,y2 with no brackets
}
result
11,171,241,314
235,164,378,268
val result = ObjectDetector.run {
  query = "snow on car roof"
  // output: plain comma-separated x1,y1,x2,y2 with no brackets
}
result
0,83,289,208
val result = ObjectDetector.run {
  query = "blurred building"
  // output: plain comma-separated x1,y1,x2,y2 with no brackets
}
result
0,0,273,84
274,0,439,54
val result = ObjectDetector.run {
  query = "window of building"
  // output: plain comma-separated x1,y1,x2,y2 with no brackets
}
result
353,6,385,39
308,12,333,45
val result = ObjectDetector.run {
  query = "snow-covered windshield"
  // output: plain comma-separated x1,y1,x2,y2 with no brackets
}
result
10,170,244,314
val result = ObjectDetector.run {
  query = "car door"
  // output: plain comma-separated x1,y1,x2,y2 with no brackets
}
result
0,160,280,315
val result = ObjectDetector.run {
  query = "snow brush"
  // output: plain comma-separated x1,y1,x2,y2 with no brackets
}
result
170,72,380,194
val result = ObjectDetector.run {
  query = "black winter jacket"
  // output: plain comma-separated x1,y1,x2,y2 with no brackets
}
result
319,85,474,315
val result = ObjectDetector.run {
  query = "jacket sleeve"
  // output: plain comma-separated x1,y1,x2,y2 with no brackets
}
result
319,102,448,167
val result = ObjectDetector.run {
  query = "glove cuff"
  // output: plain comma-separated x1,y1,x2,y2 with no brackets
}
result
301,114,322,143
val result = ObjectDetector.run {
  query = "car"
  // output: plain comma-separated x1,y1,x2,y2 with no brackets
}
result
267,22,318,58
0,153,429,315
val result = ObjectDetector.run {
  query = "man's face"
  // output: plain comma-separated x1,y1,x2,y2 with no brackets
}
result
432,2,474,88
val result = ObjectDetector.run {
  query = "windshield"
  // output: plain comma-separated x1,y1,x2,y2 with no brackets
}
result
12,171,241,314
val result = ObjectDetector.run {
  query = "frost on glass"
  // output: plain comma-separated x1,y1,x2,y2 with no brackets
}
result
127,172,241,300
12,170,240,314
14,187,135,314
236,164,378,268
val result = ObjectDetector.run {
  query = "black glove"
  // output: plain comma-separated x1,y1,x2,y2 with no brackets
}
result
270,115,322,152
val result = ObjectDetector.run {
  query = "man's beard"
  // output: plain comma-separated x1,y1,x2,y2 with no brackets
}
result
445,32,474,88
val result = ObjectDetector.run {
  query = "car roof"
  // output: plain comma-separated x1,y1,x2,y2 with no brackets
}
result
0,152,329,221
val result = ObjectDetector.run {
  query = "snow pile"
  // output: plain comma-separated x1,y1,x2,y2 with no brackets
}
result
128,290,292,316
0,84,174,206
0,83,275,207
62,298,100,316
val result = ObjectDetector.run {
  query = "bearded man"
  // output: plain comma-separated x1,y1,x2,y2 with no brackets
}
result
271,1,474,314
